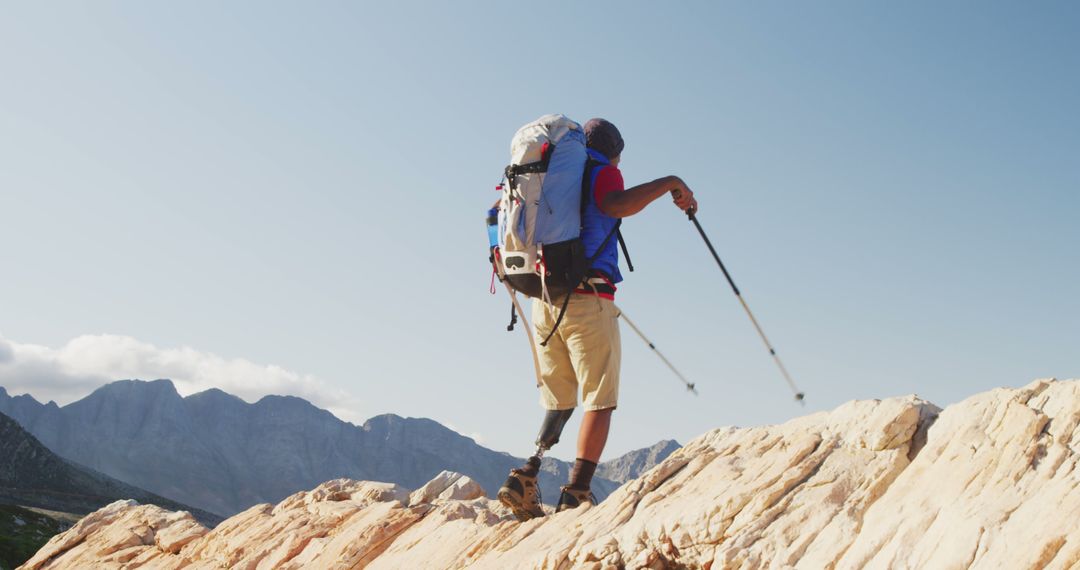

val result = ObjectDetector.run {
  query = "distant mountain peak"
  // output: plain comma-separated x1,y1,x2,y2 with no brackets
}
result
360,413,405,430
2,390,46,408
596,439,683,484
655,439,681,451
185,388,245,404
14,392,45,404
364,412,405,422
361,414,455,436
253,394,334,416
129,378,176,389
256,393,311,404
96,378,179,393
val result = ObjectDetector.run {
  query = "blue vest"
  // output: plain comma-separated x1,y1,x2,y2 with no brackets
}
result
582,149,623,284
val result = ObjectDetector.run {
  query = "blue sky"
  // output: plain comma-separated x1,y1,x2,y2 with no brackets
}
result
1,2,1077,462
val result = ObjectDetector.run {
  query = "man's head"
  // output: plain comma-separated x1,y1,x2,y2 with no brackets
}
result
584,118,624,164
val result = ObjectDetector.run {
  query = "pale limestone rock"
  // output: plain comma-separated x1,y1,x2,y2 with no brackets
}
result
180,479,413,569
408,470,486,505
452,394,937,570
22,379,1080,570
836,379,1080,569
19,500,207,570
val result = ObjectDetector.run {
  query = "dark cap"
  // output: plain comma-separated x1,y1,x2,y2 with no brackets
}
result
584,118,624,161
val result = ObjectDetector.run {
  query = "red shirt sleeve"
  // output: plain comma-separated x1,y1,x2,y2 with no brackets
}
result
592,165,625,211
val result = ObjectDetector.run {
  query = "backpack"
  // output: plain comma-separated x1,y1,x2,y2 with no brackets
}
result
493,114,588,303
491,114,628,345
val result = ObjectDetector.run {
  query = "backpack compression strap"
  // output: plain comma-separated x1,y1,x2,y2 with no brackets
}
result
504,142,556,191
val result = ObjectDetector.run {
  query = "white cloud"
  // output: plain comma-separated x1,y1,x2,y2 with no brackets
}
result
0,339,12,363
0,333,364,423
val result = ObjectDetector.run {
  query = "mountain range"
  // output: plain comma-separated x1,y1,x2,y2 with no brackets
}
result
0,381,677,518
0,410,220,526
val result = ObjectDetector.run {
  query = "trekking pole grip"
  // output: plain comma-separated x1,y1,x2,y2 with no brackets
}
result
672,189,696,220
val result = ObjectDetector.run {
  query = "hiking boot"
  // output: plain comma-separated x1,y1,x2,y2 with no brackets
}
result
497,468,545,522
556,485,596,513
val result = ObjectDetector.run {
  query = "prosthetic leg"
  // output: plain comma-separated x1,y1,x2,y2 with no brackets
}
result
532,409,574,459
497,409,574,522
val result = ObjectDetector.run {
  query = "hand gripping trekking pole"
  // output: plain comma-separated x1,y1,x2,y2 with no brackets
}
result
616,306,697,395
683,206,805,404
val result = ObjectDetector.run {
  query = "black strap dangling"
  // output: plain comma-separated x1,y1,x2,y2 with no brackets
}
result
540,290,573,347
507,302,518,332
617,228,634,272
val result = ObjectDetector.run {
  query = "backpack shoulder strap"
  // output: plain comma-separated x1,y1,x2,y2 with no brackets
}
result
580,158,604,217
581,156,633,272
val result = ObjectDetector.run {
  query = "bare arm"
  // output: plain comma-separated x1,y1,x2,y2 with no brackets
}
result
599,175,697,218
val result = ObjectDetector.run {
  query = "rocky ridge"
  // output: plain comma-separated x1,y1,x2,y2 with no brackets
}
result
22,378,1080,569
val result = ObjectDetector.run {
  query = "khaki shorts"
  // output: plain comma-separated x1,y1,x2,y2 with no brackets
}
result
531,294,621,411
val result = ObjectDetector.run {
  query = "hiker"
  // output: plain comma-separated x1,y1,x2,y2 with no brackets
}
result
497,118,698,521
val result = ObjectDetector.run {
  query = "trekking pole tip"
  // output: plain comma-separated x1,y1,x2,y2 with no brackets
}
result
795,392,805,405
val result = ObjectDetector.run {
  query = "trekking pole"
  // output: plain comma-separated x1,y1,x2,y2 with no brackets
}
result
616,307,697,395
682,205,805,404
